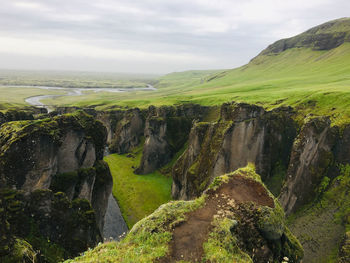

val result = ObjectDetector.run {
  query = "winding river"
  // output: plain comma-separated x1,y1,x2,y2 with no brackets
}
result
20,84,156,112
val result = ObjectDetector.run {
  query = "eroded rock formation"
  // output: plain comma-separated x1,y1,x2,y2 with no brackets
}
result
172,102,296,200
0,111,112,261
136,104,208,174
279,116,338,214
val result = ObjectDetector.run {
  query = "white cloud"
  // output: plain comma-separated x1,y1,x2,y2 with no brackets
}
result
0,0,349,73
0,36,214,64
13,1,51,12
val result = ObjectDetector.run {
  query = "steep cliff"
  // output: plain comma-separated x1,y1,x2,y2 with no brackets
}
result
172,102,296,200
0,109,37,127
0,111,106,190
0,188,101,262
136,104,208,174
279,116,338,215
0,111,112,262
108,108,145,154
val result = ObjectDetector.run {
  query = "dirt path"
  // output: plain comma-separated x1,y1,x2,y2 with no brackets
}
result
159,175,274,262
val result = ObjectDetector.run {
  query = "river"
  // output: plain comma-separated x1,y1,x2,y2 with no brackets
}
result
18,84,156,112
103,194,129,241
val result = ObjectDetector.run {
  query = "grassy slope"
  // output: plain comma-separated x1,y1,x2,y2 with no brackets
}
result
104,144,172,228
39,43,350,125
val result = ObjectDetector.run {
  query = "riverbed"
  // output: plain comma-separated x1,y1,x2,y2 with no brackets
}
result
16,84,156,112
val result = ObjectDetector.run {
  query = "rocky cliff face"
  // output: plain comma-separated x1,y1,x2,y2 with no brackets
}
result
0,111,106,190
0,109,37,127
0,111,112,261
108,108,145,154
279,117,338,214
0,188,101,262
172,103,296,200
136,104,208,174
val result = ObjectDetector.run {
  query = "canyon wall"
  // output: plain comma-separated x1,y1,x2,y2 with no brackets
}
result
0,111,112,260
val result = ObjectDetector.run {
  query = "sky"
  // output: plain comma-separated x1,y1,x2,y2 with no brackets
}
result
0,0,349,74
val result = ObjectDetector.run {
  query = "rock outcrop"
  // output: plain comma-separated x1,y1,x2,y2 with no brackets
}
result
0,111,106,190
0,109,35,126
0,111,113,261
136,104,208,174
108,109,145,154
172,103,296,200
0,188,101,261
256,18,350,57
279,116,338,215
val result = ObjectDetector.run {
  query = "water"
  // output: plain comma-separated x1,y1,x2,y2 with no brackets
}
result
12,84,156,112
103,194,129,241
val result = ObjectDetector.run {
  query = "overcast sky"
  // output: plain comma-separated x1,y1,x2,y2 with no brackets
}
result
0,0,348,74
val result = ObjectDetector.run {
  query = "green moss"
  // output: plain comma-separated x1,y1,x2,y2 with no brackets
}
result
50,171,79,193
1,238,37,263
265,162,287,197
257,205,286,241
203,217,253,263
67,165,303,262
66,198,205,263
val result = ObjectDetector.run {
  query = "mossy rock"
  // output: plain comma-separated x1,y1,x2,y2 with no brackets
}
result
67,165,303,263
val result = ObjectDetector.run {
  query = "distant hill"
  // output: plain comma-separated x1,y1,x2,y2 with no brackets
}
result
12,18,350,125
257,17,350,56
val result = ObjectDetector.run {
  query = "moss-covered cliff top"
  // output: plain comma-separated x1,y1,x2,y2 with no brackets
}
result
0,111,106,159
67,165,303,263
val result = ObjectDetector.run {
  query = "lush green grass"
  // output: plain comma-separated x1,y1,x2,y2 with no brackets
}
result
38,43,350,125
2,21,350,126
104,144,172,228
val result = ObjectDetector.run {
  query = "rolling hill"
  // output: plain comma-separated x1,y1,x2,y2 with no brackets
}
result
36,18,350,125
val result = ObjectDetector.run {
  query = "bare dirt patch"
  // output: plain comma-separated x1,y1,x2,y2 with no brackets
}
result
158,175,274,262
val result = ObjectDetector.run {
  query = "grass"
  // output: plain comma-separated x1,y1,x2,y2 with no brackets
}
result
104,144,172,228
66,165,302,263
33,43,350,126
2,42,350,127
0,86,66,110
65,198,205,263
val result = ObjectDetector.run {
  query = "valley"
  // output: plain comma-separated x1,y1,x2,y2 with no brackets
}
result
1,17,350,263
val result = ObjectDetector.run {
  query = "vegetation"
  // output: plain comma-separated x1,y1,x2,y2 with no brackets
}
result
44,44,350,126
66,198,205,263
288,164,350,262
66,165,302,263
104,143,173,228
203,217,252,262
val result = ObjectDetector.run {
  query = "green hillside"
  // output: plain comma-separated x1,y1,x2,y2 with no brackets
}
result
2,18,350,125
36,18,349,124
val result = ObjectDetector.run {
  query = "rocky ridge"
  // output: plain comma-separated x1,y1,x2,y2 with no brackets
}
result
0,111,112,262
